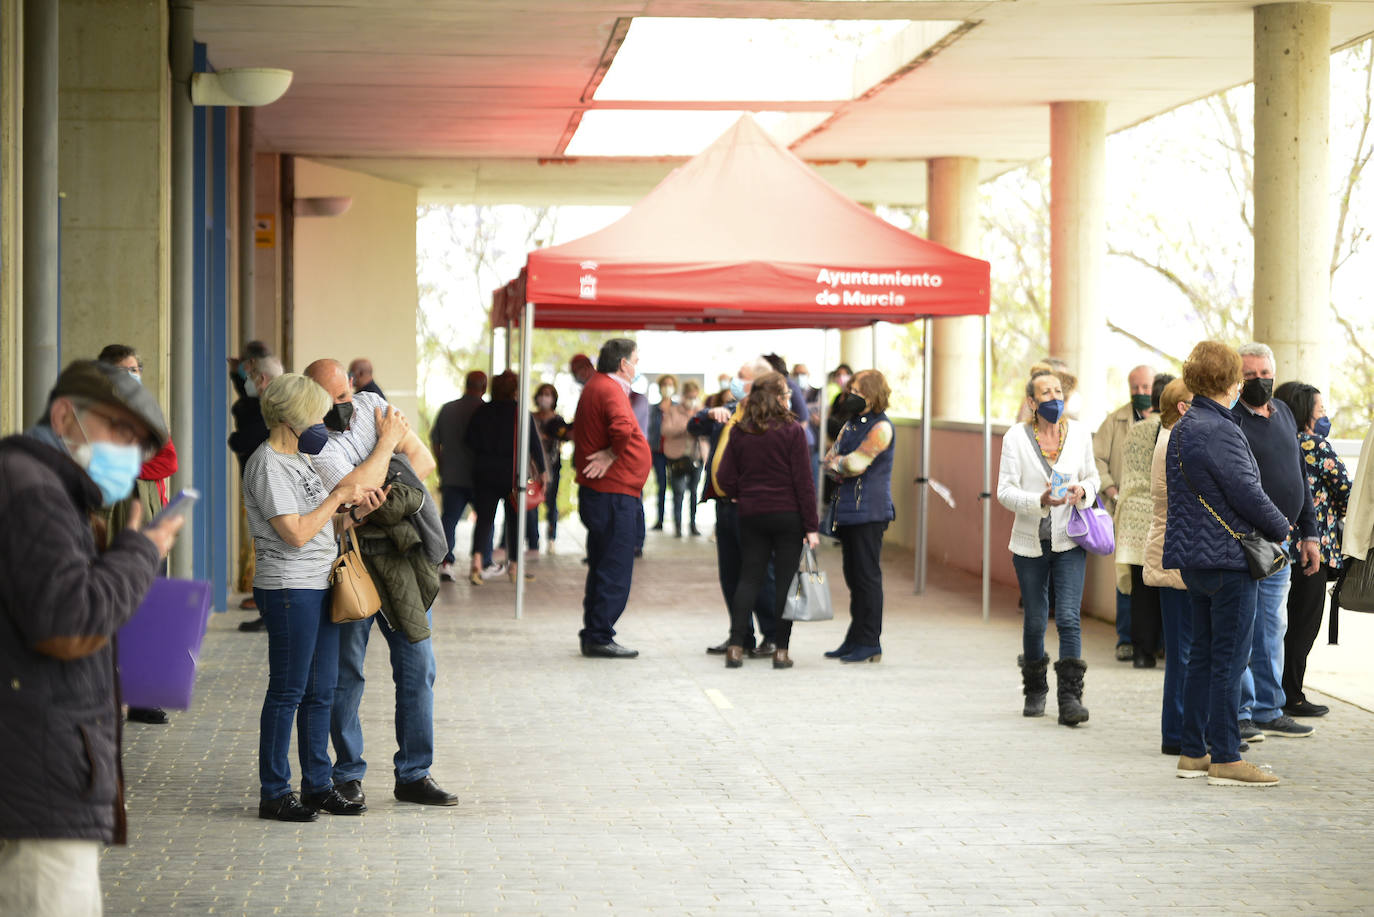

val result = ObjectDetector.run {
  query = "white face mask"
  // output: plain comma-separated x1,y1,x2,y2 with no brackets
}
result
245,376,259,398
536,395,554,410
795,374,809,389
661,385,675,400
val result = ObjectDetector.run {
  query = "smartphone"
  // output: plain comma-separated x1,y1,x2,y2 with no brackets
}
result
148,488,200,526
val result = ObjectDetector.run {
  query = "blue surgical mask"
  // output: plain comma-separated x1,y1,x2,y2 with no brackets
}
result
1313,416,1332,439
70,414,143,506
128,371,142,385
1036,399,1064,423
295,423,330,455
729,376,747,401
1228,392,1240,410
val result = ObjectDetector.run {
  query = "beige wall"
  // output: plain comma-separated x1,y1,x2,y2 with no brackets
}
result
890,421,1116,623
1,0,21,434
57,0,170,406
251,150,281,356
292,158,418,421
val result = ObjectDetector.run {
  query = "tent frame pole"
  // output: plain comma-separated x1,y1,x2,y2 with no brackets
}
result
915,317,932,594
505,319,514,372
982,314,991,623
514,302,535,620
817,328,831,527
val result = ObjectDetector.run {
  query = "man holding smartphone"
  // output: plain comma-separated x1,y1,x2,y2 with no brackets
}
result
0,361,186,914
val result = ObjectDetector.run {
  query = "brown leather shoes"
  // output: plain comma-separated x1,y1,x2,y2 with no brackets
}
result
773,648,793,669
725,645,744,668
749,641,777,658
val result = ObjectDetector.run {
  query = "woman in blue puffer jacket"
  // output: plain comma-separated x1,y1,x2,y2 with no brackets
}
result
1164,341,1290,788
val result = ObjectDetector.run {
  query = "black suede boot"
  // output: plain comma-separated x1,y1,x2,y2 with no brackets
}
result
1020,655,1050,717
1054,658,1090,726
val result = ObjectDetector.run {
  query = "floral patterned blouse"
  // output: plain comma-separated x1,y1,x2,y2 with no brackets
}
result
1289,432,1351,569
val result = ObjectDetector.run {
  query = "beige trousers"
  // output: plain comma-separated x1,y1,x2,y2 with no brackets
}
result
0,838,102,916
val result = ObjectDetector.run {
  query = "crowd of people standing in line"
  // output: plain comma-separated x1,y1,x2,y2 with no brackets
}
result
998,339,1369,789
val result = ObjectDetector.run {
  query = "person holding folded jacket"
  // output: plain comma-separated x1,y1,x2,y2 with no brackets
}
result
1165,341,1290,787
715,372,819,670
997,369,1098,727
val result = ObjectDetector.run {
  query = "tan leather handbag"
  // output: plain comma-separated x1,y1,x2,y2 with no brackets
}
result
330,528,381,624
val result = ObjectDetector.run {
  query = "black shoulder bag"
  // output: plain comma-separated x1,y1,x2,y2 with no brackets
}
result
1174,440,1288,580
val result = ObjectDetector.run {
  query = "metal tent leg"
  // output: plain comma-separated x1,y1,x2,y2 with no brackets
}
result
514,303,535,620
982,313,991,623
915,318,932,594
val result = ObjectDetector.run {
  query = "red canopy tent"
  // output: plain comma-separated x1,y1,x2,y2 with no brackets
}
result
493,115,995,620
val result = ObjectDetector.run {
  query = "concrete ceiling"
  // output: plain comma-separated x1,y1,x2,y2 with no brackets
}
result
196,0,1374,206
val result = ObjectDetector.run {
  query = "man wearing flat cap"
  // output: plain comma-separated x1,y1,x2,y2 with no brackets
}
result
0,360,186,914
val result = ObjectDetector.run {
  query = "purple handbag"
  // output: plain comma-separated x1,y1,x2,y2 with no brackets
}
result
1066,496,1115,555
116,578,213,709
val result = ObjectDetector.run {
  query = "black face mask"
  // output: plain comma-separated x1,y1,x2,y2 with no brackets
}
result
324,400,354,433
837,392,867,416
1240,377,1274,407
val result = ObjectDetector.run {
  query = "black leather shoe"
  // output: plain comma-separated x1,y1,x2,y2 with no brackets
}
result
302,788,367,815
394,776,459,806
238,616,267,632
127,706,169,724
749,641,777,658
581,640,639,659
706,640,730,655
334,779,365,805
259,793,318,822
1284,700,1330,717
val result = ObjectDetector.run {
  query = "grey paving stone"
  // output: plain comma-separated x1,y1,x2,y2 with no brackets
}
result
101,510,1374,915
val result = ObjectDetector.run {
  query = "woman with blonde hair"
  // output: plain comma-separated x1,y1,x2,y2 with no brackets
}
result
1145,377,1194,755
822,369,897,664
246,373,386,821
997,370,1099,726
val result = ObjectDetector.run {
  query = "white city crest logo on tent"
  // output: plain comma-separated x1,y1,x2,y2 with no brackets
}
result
579,261,598,299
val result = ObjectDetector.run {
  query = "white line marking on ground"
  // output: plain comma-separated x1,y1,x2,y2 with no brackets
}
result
704,688,732,710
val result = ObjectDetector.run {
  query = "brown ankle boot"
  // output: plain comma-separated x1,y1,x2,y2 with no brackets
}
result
773,648,793,669
725,645,744,668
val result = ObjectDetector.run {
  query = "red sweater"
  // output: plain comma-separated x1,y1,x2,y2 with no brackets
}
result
715,420,819,532
573,373,651,496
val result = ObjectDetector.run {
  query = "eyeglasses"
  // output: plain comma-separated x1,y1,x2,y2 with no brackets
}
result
81,407,154,459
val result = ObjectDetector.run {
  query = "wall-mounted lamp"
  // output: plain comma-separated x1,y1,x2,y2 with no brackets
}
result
191,67,293,107
293,196,353,218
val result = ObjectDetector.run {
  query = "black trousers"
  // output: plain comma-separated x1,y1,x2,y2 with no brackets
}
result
472,488,519,561
731,512,803,650
838,520,887,647
1129,565,1161,656
1283,561,1329,706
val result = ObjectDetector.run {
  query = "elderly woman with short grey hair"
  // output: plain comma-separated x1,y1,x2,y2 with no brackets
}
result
245,373,384,822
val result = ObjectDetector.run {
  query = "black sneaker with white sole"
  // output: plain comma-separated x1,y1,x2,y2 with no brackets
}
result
1238,719,1265,743
1253,714,1314,738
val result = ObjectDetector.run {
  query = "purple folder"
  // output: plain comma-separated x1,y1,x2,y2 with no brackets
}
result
116,578,213,710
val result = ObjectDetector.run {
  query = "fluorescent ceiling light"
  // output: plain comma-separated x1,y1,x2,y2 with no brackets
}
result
564,110,832,158
594,18,915,102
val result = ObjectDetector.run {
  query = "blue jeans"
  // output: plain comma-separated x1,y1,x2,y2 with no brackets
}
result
1012,541,1086,661
1240,564,1291,722
1180,568,1257,764
255,587,338,801
441,485,491,567
526,463,561,548
714,501,776,648
1158,587,1192,748
331,610,436,784
579,487,642,645
1115,589,1132,646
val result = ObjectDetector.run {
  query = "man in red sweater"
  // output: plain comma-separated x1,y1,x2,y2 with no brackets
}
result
574,338,652,658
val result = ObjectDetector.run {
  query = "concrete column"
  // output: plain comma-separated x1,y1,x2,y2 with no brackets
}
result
21,0,58,427
1049,100,1108,426
1253,2,1331,392
2,0,25,434
927,156,982,420
169,0,193,578
839,327,873,371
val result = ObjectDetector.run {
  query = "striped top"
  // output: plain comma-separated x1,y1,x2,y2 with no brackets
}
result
243,443,336,589
313,390,388,491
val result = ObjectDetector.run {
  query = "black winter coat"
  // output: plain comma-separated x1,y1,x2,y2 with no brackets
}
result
0,433,161,844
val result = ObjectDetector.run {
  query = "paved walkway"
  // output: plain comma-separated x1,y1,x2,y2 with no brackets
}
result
104,511,1374,915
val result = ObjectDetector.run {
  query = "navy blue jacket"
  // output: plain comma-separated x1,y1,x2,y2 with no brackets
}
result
1164,396,1290,572
831,411,895,527
1232,398,1318,538
688,401,738,501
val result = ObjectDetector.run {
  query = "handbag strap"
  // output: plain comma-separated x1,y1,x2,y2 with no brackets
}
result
1173,437,1246,542
1023,422,1055,479
801,545,820,575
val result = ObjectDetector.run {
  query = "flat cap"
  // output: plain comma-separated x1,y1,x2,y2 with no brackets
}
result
51,360,169,451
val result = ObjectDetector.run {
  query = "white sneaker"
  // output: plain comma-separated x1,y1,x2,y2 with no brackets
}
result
439,561,454,582
546,540,557,555
482,562,507,580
